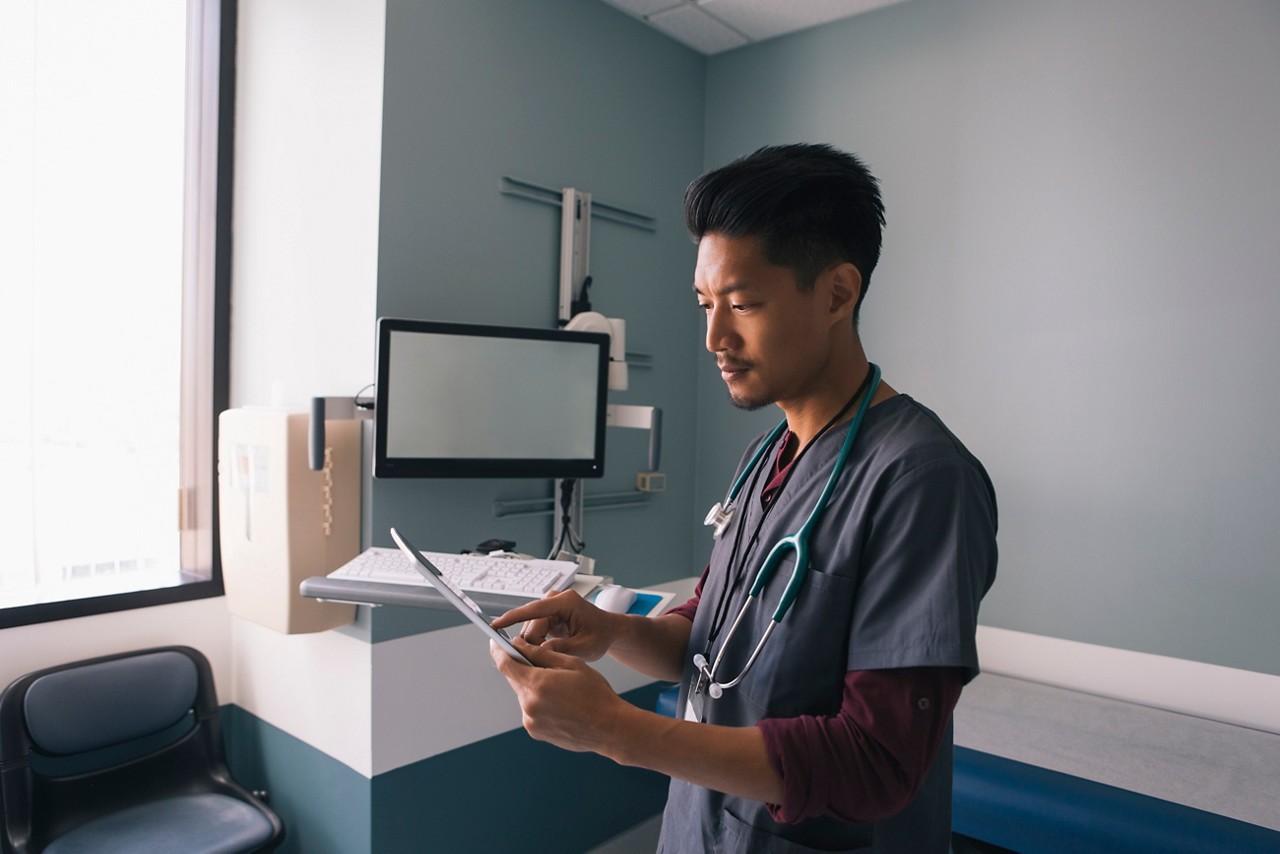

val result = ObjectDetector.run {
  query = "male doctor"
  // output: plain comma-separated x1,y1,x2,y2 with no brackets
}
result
491,143,998,853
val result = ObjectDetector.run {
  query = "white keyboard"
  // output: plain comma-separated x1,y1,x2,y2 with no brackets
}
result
329,547,577,598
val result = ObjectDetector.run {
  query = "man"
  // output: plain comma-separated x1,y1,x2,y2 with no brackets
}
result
490,144,998,853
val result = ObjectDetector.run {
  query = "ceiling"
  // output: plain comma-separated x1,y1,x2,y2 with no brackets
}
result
599,0,910,55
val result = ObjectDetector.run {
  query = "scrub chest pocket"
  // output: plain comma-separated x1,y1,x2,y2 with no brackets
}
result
738,566,857,719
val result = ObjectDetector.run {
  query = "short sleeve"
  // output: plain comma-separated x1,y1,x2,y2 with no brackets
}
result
845,455,997,679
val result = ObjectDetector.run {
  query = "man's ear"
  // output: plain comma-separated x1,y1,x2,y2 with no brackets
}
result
825,262,862,324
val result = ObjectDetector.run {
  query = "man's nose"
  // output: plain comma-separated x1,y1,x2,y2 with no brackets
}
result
705,305,735,353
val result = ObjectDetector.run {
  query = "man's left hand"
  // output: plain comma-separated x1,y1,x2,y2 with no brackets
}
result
490,635,629,754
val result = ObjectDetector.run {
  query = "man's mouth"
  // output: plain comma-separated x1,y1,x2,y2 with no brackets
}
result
718,361,751,381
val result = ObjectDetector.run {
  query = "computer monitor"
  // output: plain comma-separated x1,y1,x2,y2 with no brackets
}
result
373,317,610,479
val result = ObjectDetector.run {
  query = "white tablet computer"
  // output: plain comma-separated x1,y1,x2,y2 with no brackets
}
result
389,527,533,666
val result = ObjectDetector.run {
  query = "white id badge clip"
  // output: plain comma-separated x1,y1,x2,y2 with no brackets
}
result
686,653,714,722
684,677,707,722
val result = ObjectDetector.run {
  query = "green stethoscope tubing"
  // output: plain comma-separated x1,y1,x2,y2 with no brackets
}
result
699,363,882,698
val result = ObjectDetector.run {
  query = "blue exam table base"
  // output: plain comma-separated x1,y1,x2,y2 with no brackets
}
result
953,745,1280,853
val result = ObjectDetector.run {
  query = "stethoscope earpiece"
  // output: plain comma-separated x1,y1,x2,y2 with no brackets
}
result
692,654,726,700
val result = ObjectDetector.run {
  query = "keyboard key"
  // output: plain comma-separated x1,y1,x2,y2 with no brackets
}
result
329,547,576,598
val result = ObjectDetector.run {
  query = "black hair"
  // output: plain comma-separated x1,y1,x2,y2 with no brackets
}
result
683,143,885,321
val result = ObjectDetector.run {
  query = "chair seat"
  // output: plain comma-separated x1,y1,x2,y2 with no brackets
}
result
44,792,276,854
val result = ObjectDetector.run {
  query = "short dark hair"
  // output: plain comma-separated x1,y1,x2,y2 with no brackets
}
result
684,143,885,320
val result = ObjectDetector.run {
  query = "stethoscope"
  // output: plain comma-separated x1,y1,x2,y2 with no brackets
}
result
693,364,881,700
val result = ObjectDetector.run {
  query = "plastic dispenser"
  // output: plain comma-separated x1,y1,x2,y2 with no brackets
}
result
217,408,358,633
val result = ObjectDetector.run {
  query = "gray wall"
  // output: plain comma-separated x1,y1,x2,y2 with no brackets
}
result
696,0,1280,675
373,0,707,588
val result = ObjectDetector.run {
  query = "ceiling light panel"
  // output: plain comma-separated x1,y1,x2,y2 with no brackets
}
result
648,4,748,54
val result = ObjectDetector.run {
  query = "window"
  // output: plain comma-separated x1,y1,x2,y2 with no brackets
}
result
0,0,235,627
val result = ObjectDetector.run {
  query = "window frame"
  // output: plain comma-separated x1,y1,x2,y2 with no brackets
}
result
0,0,237,630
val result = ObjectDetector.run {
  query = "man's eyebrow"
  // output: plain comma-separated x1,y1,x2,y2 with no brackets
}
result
692,282,753,296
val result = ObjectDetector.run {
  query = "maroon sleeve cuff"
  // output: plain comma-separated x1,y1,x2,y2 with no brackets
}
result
664,565,708,622
757,667,964,824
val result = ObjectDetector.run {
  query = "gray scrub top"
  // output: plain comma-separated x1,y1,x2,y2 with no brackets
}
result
658,395,998,854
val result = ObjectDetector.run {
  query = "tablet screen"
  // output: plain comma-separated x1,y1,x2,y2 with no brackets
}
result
389,527,532,666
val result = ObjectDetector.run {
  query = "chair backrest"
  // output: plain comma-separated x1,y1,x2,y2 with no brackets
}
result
0,646,279,853
23,649,200,758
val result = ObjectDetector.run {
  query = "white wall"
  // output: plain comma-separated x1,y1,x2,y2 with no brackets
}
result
223,0,385,729
230,0,385,411
0,598,234,693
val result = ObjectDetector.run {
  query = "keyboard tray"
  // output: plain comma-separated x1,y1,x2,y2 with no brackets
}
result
299,575,533,613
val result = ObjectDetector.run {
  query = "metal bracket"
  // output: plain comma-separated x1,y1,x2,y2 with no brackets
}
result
559,188,591,324
308,396,373,471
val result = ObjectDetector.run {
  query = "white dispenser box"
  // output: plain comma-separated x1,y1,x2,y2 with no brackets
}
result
217,408,358,633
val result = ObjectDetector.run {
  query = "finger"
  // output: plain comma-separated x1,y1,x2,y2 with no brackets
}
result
516,616,551,644
491,591,579,629
489,639,513,672
540,635,589,658
514,636,583,671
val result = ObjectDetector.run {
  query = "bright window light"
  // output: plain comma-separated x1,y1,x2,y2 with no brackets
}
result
0,0,227,619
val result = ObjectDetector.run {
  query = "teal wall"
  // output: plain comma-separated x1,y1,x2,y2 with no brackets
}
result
372,0,708,587
225,685,670,853
224,705,371,854
370,685,670,852
695,0,1280,676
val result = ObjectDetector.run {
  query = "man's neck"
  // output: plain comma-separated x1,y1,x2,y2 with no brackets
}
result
779,356,874,450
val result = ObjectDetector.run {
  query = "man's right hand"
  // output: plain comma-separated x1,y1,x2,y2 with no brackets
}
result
491,590,620,662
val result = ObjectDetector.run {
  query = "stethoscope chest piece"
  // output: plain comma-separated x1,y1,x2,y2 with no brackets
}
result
704,419,790,542
704,502,735,539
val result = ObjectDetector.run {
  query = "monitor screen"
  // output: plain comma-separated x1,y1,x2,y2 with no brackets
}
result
374,318,610,479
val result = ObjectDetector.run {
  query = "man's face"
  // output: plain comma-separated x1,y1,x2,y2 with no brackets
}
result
694,233,838,412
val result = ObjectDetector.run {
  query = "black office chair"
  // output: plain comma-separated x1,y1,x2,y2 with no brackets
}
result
0,645,283,854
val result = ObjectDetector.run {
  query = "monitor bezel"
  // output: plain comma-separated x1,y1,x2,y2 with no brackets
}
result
373,317,610,479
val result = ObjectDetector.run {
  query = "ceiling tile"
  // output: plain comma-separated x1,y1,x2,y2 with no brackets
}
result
598,0,684,18
698,0,907,42
648,4,749,54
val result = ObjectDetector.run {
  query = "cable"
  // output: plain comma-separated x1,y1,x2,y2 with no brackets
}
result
570,275,594,316
563,479,586,553
547,478,588,557
549,478,576,558
565,522,585,554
